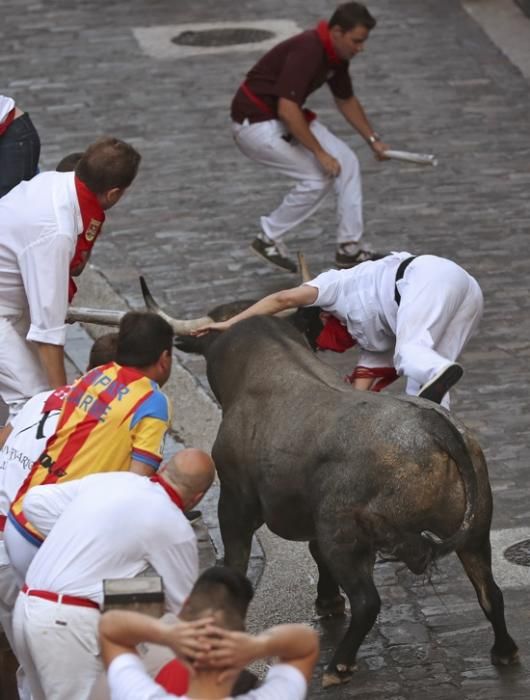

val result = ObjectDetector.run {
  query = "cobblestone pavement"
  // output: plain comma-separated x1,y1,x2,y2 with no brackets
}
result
4,0,530,697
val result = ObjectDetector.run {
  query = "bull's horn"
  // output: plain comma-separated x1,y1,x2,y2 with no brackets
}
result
297,252,312,283
66,308,125,327
140,276,213,334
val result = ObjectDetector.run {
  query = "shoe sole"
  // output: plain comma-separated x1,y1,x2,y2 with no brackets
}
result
250,243,297,273
418,364,464,404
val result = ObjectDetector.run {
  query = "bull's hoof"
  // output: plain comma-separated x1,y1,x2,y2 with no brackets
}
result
315,594,346,617
491,646,520,667
321,664,356,688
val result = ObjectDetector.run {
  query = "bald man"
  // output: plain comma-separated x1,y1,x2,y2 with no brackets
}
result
11,449,215,700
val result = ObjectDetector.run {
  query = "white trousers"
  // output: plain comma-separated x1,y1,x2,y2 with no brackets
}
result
394,255,484,405
4,518,40,586
0,313,49,420
232,119,363,244
13,592,102,700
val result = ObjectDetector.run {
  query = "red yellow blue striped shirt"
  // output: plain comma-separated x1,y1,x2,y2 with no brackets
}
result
9,361,170,544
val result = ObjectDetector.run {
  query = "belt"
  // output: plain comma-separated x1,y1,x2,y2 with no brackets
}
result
22,584,100,610
0,515,6,532
394,256,417,306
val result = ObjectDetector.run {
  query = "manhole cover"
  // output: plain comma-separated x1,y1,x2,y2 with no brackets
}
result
504,539,530,566
172,28,275,47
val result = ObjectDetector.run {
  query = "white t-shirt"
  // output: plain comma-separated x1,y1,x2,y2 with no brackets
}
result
24,471,198,611
0,389,59,515
0,171,81,344
304,252,412,367
0,95,15,123
107,654,307,700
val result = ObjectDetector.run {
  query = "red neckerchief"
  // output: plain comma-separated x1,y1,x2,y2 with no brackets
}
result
316,315,356,353
150,474,185,510
315,21,342,66
42,385,72,412
69,177,106,301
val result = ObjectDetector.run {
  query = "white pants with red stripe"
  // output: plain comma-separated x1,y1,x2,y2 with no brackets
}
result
232,119,363,245
13,592,102,700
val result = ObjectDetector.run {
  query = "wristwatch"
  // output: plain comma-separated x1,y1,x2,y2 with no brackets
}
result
368,133,381,145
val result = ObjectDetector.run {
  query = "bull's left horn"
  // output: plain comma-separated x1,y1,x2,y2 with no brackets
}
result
139,276,213,334
297,252,312,283
66,308,125,327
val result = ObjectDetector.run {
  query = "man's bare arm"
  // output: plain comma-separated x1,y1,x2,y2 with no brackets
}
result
193,285,319,335
35,342,67,389
99,610,214,667
129,459,155,477
334,95,389,160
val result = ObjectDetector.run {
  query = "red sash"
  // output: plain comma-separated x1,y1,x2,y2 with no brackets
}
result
316,315,356,353
240,82,316,124
69,177,106,302
315,21,342,66
0,107,16,137
346,366,399,392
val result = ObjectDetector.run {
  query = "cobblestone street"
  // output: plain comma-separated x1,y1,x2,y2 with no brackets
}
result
3,0,530,697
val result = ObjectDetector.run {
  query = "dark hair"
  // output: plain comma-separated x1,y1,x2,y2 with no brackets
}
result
56,152,85,172
180,566,254,631
329,2,376,31
116,312,173,368
75,137,141,194
87,332,119,370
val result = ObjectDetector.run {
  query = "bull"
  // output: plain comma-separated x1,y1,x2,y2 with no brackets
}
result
68,276,518,687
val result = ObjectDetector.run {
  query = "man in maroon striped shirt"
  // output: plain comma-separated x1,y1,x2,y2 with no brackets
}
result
231,2,392,273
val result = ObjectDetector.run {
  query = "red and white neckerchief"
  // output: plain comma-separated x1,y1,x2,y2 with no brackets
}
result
315,21,342,66
345,366,399,392
69,177,106,302
0,107,16,136
150,474,185,510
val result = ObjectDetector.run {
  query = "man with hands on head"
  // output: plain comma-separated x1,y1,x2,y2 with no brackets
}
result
100,566,319,700
194,252,483,408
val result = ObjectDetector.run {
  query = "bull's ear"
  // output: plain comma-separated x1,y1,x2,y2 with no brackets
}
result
289,307,323,352
174,333,219,356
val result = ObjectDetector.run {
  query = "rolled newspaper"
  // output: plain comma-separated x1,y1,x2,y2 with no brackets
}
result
384,150,438,166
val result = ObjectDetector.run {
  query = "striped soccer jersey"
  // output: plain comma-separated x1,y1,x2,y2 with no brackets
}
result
9,361,170,544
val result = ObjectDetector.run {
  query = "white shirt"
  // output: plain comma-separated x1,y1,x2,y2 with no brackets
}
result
0,171,81,344
0,95,15,123
23,472,198,611
107,655,307,700
0,389,60,515
305,252,413,367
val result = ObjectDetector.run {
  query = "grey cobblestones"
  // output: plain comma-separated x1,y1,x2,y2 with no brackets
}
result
3,0,530,696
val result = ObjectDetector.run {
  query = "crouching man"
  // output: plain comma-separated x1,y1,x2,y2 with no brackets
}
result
12,449,215,700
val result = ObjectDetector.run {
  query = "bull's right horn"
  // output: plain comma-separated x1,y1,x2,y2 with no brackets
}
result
297,252,313,283
66,308,125,327
139,276,214,334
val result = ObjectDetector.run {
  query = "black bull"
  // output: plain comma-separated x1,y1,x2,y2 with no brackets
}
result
177,313,518,686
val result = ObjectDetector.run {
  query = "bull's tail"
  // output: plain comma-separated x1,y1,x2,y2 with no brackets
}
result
418,406,480,563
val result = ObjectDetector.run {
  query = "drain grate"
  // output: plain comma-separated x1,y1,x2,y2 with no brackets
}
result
504,539,530,566
172,28,275,48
